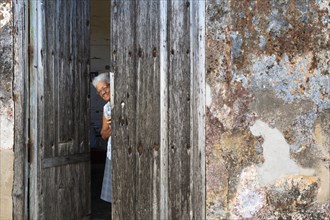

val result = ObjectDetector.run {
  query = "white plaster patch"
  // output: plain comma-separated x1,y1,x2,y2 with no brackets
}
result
317,165,330,202
205,82,212,107
231,166,266,219
250,120,315,185
233,189,266,218
0,101,14,150
0,3,11,30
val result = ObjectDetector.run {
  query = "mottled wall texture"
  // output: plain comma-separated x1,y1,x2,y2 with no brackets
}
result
0,0,14,219
206,0,329,219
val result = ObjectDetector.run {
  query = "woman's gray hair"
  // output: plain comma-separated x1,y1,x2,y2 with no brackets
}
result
92,72,110,88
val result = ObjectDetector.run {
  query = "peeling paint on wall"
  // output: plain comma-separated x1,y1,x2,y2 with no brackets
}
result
0,0,13,148
206,0,329,218
250,120,315,185
0,2,11,30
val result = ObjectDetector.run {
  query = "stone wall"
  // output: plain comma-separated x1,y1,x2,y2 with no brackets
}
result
206,0,329,219
0,0,14,219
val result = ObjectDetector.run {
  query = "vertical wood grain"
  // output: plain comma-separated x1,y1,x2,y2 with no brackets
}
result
134,1,161,220
111,1,205,219
13,0,29,219
167,1,191,219
111,1,136,219
29,0,42,217
190,1,206,219
29,1,91,219
159,1,169,219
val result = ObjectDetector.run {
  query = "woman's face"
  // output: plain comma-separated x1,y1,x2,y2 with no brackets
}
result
96,81,110,102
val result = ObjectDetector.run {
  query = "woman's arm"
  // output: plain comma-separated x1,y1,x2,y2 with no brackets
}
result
100,114,111,140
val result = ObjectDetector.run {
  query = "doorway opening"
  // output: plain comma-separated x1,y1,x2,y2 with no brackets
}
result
89,0,111,219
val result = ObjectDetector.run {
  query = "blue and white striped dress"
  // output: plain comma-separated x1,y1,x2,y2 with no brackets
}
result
101,103,112,203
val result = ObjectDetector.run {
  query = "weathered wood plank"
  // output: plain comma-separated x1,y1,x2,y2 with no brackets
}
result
190,2,206,219
43,162,90,219
168,1,191,219
76,0,83,156
29,0,45,218
159,0,169,219
43,0,55,159
42,152,89,168
37,0,46,216
44,2,59,217
82,0,90,155
112,0,136,219
72,0,78,156
135,1,161,219
13,0,28,218
149,2,161,219
58,0,74,147
53,0,61,158
81,1,91,215
64,0,74,154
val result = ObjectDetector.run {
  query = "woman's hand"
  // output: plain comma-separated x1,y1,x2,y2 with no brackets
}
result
107,117,111,127
101,115,111,140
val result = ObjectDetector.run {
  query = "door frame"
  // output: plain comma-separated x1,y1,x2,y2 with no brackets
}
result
12,0,206,219
12,0,29,219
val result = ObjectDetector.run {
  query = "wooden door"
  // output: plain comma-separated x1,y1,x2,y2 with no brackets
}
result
29,0,91,219
111,1,205,219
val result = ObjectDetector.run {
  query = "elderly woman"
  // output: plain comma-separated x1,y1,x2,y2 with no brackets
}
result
92,73,112,203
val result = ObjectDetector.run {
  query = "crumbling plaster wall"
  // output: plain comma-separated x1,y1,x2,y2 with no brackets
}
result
206,0,329,219
0,0,14,219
